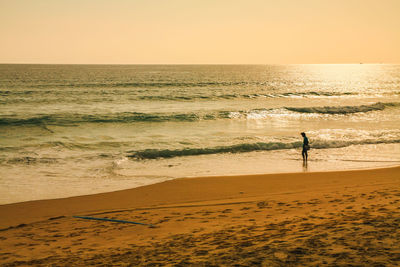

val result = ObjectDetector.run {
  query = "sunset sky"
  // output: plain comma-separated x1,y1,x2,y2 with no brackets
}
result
1,0,399,64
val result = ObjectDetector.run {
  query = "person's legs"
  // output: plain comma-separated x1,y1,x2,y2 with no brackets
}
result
302,149,308,161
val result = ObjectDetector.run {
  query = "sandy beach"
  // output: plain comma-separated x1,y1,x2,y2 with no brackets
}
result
1,166,400,266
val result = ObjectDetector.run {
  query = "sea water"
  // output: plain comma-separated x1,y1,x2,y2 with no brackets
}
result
1,64,400,204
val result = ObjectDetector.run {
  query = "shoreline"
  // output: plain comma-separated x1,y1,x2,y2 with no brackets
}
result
1,165,399,229
2,142,400,206
2,155,400,206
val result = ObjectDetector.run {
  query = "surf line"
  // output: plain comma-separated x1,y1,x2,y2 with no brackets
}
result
73,216,155,228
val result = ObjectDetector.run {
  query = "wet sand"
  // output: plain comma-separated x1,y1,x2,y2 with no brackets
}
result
1,166,400,266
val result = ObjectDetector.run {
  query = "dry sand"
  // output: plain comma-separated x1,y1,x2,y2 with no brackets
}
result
1,166,400,266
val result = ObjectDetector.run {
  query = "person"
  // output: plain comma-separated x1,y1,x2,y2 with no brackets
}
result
301,132,309,162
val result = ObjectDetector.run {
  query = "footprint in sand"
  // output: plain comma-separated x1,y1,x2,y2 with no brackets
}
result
222,209,232,213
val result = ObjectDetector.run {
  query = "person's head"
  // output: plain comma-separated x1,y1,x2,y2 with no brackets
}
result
301,132,306,137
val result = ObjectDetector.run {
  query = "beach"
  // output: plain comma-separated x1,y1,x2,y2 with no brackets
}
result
1,166,400,266
2,0,400,265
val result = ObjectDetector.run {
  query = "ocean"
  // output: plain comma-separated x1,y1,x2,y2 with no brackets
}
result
1,64,400,204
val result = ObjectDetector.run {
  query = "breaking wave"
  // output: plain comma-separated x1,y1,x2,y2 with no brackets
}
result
128,138,400,159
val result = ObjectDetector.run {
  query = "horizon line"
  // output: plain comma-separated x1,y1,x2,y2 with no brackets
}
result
0,62,396,65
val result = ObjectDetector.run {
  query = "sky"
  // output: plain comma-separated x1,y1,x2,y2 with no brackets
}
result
1,0,400,64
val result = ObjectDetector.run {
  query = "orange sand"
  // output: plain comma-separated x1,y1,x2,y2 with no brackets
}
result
1,166,400,266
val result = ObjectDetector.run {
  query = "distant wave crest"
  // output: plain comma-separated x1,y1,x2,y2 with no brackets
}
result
1,102,399,126
285,102,400,115
0,112,212,126
1,90,361,105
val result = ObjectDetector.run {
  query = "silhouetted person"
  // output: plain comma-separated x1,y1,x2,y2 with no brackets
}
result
301,132,309,162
